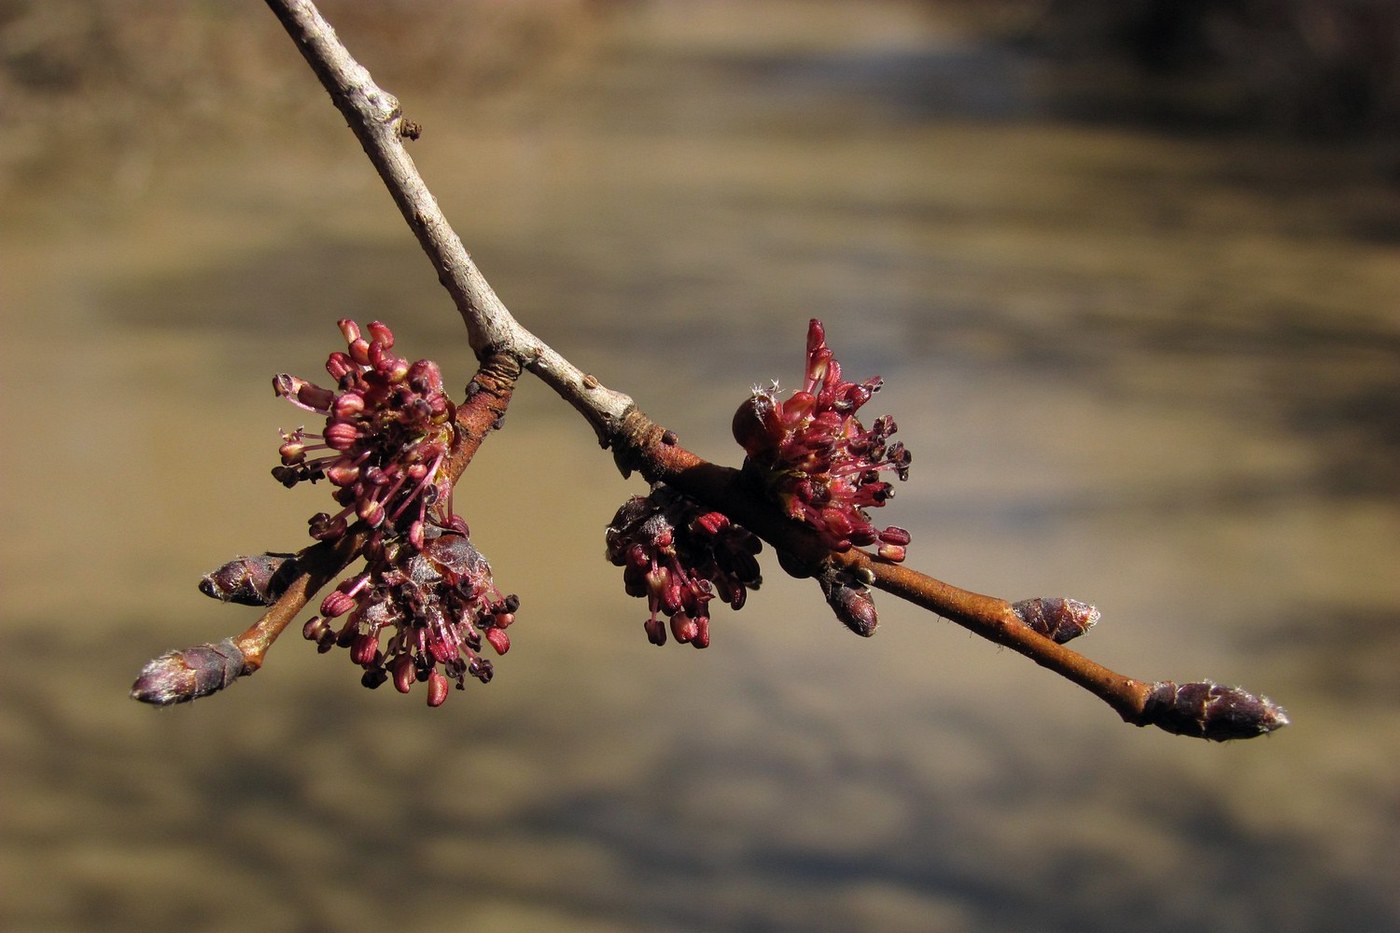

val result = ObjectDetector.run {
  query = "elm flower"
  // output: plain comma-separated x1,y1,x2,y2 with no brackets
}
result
732,318,912,561
273,319,458,549
605,484,762,648
301,528,517,706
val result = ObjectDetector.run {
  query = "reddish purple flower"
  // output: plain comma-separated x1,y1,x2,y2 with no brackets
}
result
606,484,762,648
273,320,458,548
301,528,517,705
732,319,912,561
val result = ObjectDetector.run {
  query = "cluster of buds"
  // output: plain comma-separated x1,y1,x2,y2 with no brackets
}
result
302,530,517,706
269,320,518,705
732,319,911,561
273,319,457,549
606,484,763,648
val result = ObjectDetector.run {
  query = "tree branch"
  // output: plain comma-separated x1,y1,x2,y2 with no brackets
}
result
206,0,1290,740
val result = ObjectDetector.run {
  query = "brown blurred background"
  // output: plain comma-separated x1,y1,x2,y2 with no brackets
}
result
3,2,1398,931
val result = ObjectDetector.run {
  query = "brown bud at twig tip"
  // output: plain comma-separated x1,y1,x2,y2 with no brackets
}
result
1011,597,1100,644
199,553,301,606
131,639,249,706
1142,680,1290,741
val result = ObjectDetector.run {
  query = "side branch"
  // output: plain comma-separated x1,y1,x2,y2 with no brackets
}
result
131,356,519,705
613,411,1286,740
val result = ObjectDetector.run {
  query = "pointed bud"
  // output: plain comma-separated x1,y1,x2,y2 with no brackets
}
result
130,639,247,706
1011,597,1100,644
199,553,299,606
1143,680,1290,741
825,582,879,637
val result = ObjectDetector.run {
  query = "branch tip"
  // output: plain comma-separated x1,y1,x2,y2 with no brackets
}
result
131,638,249,706
1142,680,1290,741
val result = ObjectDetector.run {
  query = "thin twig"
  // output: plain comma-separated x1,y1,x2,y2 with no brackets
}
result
263,0,634,445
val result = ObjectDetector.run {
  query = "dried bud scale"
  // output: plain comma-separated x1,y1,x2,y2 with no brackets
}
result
1011,597,1100,644
130,639,248,706
1142,680,1290,741
606,484,763,648
734,319,912,560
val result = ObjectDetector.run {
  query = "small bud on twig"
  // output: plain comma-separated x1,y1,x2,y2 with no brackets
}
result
130,638,249,706
818,567,879,637
1142,680,1290,741
1011,597,1100,644
198,553,301,606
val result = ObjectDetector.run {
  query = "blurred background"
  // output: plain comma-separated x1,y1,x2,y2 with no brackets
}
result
3,1,1398,930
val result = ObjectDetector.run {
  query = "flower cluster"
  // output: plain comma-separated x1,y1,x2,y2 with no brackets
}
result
732,319,912,561
271,320,518,705
606,484,763,648
302,530,517,706
273,319,458,549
